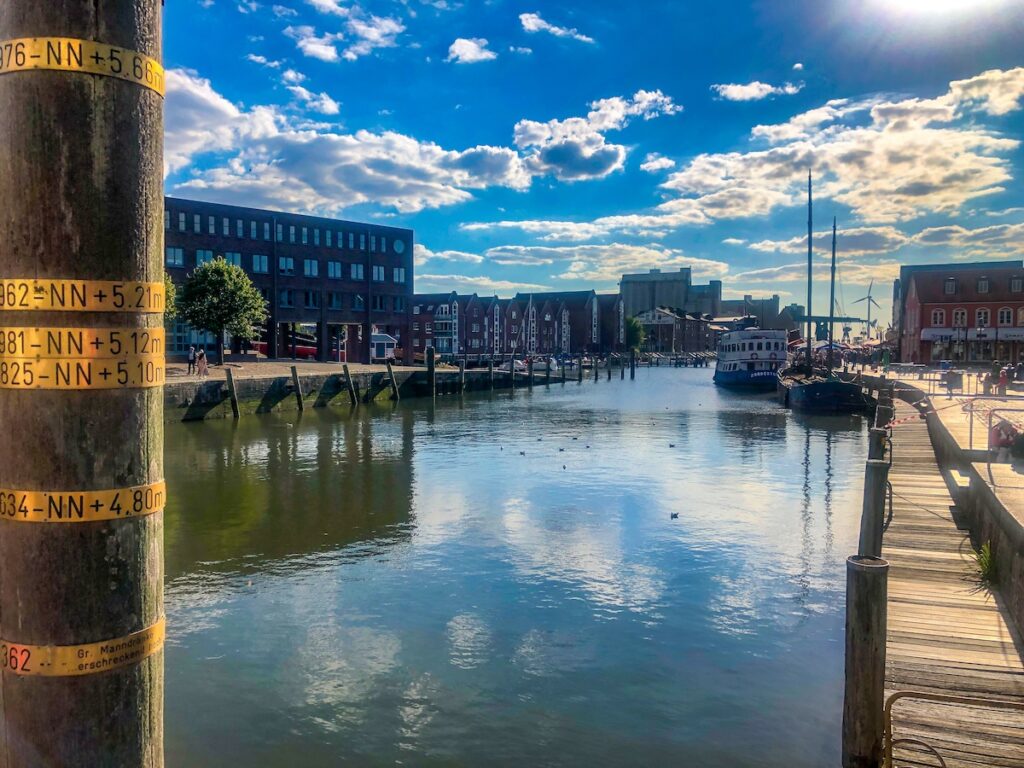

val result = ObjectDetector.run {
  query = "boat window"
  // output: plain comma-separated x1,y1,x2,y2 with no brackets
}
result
757,342,763,351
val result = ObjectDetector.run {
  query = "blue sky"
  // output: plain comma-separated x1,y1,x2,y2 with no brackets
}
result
164,0,1024,326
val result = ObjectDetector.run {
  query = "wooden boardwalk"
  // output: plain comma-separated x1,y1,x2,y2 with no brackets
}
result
884,400,1024,767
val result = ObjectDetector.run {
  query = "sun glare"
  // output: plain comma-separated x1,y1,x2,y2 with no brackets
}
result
877,0,1006,15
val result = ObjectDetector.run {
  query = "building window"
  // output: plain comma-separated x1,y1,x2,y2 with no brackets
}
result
353,294,365,311
393,267,406,283
253,254,269,273
193,214,201,233
471,323,480,333
276,223,283,242
372,265,385,282
952,308,967,327
178,212,186,232
351,263,365,280
359,234,366,250
304,259,319,278
370,235,376,252
394,296,405,312
279,257,295,275
944,278,957,295
327,261,342,279
236,219,243,238
1018,308,1024,327
304,290,319,309
413,322,420,331
165,247,184,267
372,295,386,312
931,309,945,326
222,217,229,236
326,230,332,247
381,237,388,254
225,252,241,267
250,221,257,239
315,229,322,246
289,225,296,244
328,292,343,310
206,215,214,235
976,308,990,326
978,277,990,294
426,323,432,333
1013,277,1023,293
511,310,517,319
999,307,1012,326
413,305,420,315
164,211,170,230
196,249,214,266
279,289,294,308
349,233,355,249
413,338,420,348
264,222,271,241
302,227,308,245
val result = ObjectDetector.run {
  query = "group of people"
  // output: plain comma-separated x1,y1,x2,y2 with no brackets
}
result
186,345,209,378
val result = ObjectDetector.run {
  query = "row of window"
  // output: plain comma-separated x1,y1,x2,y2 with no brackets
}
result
943,276,1023,295
931,307,1021,327
166,248,406,283
276,290,405,312
724,340,785,353
165,211,407,255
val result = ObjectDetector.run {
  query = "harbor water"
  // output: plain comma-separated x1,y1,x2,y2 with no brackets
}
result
164,367,869,766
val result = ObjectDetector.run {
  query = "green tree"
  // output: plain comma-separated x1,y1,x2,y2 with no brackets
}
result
625,316,646,351
163,272,178,320
177,257,268,365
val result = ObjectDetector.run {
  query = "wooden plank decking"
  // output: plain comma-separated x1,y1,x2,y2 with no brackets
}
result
884,400,1024,767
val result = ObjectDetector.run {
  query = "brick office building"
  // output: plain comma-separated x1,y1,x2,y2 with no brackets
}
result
895,260,1024,364
164,197,414,363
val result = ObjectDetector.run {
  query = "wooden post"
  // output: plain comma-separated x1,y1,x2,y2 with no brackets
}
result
562,359,567,384
510,355,516,389
427,346,436,398
874,404,893,430
226,368,240,419
386,360,400,402
487,359,494,389
545,358,551,386
342,363,358,406
527,358,534,388
867,428,887,461
630,349,636,380
458,359,465,394
577,355,583,383
0,1,165,764
859,460,890,559
290,365,305,410
842,555,889,768
621,362,625,380
594,359,599,381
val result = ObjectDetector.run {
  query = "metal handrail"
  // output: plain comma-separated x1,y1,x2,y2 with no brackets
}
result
884,690,1024,768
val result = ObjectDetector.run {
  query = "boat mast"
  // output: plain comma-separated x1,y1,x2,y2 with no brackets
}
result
806,170,813,372
827,217,837,372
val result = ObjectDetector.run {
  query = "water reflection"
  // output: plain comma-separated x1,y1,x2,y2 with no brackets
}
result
164,369,869,767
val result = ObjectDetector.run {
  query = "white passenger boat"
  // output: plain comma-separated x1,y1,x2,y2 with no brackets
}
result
713,329,789,390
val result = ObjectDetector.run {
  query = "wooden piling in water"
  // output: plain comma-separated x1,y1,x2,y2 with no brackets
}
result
291,365,305,411
630,349,636,380
607,366,612,381
842,555,889,768
458,359,466,394
546,358,551,385
510,355,516,389
594,359,600,381
577,355,584,383
488,359,494,389
858,459,890,559
226,368,240,418
528,359,534,389
386,360,400,402
342,363,358,406
427,347,436,398
562,359,567,384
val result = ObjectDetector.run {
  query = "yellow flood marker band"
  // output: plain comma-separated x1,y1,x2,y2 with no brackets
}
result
0,327,164,359
0,354,165,390
0,481,166,524
1,618,165,677
0,38,164,96
0,279,166,313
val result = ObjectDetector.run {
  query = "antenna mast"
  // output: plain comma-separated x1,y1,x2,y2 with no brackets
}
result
827,217,837,372
806,170,813,371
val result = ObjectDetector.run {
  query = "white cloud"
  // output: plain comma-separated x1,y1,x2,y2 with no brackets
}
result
247,54,282,68
272,4,298,16
792,62,804,71
414,244,484,266
287,85,340,114
446,38,497,64
237,1,260,13
519,12,594,44
749,226,911,256
640,153,675,172
722,238,746,245
343,14,404,60
509,45,532,55
711,80,804,101
415,274,549,296
513,89,682,181
281,68,306,84
912,221,1024,257
305,0,349,14
734,260,901,287
284,25,344,62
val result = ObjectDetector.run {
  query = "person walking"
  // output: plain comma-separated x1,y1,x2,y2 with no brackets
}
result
187,345,197,376
197,348,209,379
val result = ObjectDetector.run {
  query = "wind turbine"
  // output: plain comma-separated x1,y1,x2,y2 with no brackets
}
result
853,279,881,341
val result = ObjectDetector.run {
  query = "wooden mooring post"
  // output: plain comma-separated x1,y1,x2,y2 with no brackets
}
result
386,360,400,402
510,355,516,389
545,358,551,385
842,555,889,768
487,359,494,389
527,358,534,388
0,1,166,764
291,365,305,410
607,365,611,381
630,349,636,380
858,459,890,559
577,355,583,383
594,359,599,382
562,359,567,384
342,363,358,406
458,359,466,394
226,368,240,418
427,346,436,398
